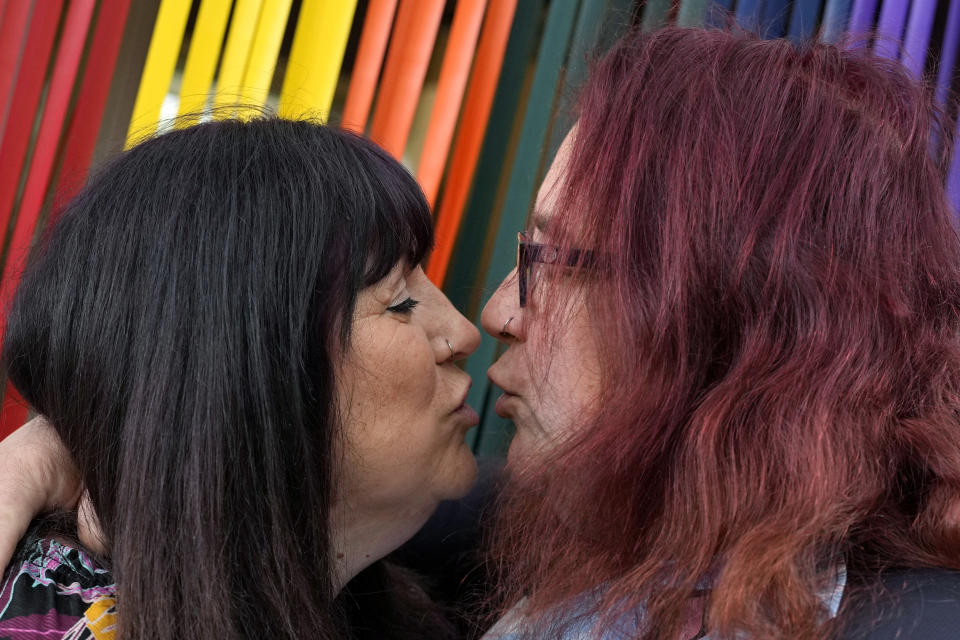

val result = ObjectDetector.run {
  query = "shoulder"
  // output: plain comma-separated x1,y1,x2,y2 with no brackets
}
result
0,535,115,639
483,593,642,640
835,567,960,640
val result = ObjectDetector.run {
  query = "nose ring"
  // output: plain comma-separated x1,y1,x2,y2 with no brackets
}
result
500,317,514,337
445,339,455,359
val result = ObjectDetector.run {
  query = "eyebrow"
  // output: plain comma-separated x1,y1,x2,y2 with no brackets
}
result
530,209,551,232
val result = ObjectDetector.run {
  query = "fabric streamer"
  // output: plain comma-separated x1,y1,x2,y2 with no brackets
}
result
341,0,399,133
427,0,518,285
874,0,910,59
369,0,445,159
55,0,133,206
900,0,937,77
787,0,823,40
178,0,233,119
934,0,960,108
820,0,853,43
0,0,32,139
235,0,293,115
0,0,96,437
213,0,264,111
279,0,359,121
417,0,488,208
847,0,880,40
0,0,63,267
125,0,192,144
463,0,581,455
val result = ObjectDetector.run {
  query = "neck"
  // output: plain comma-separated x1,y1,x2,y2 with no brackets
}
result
329,501,435,593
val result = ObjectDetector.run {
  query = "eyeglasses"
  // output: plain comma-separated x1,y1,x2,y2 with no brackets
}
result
516,231,599,307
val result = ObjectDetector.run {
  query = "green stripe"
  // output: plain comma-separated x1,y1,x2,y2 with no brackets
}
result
445,2,542,450
463,0,585,456
641,0,673,30
444,0,542,321
548,0,635,161
676,0,709,26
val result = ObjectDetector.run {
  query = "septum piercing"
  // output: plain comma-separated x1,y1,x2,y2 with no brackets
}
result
445,339,455,359
500,317,514,337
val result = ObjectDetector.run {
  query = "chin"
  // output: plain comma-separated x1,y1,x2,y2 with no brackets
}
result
505,440,526,467
506,425,557,467
443,447,479,500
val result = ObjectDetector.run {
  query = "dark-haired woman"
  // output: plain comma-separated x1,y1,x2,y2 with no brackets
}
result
476,28,960,640
0,118,481,640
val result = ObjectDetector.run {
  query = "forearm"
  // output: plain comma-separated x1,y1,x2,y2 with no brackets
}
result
0,417,82,566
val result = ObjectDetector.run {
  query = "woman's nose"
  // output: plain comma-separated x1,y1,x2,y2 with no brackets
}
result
481,268,525,343
444,306,481,361
418,270,481,362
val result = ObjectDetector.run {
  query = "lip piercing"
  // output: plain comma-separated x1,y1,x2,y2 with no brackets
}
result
500,317,514,337
445,339,455,359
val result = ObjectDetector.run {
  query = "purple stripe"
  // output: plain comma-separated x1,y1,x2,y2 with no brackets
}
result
935,0,960,106
874,0,911,59
821,0,854,43
847,0,879,38
949,117,960,217
901,0,937,76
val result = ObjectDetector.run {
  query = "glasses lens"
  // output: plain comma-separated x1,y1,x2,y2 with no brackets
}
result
517,232,528,307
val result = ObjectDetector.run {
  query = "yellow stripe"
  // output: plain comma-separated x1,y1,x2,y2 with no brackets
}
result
213,0,265,112
125,0,192,146
177,0,233,121
278,0,358,120
235,0,294,117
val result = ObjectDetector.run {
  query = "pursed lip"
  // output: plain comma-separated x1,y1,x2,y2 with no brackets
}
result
453,382,472,412
451,380,480,426
487,362,526,420
487,365,520,398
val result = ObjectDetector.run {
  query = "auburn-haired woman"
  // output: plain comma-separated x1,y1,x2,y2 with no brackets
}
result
0,117,481,640
479,28,960,639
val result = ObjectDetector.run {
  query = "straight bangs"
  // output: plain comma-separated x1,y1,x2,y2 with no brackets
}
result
342,133,434,287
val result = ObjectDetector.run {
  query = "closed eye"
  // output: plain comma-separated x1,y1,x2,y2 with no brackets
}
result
386,298,419,314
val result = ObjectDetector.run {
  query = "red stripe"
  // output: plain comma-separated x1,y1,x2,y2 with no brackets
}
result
0,0,64,271
0,0,95,439
0,1,33,137
54,0,133,208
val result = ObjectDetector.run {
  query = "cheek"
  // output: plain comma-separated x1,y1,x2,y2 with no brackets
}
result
528,313,603,437
337,327,453,507
344,332,439,453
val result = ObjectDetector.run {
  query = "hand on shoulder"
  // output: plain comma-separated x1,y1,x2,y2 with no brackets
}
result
0,417,84,568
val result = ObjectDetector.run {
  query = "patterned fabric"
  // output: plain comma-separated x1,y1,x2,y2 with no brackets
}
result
0,536,116,640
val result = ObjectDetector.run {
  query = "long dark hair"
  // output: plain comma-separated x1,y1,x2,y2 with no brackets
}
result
2,117,441,639
489,28,960,640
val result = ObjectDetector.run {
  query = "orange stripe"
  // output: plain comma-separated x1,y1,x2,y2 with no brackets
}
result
366,0,415,144
416,0,488,208
426,0,517,285
368,0,444,159
341,0,397,133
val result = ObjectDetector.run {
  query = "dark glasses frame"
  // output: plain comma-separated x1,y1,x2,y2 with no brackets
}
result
516,231,599,307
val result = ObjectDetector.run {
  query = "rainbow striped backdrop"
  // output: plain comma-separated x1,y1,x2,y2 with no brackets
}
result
0,0,957,452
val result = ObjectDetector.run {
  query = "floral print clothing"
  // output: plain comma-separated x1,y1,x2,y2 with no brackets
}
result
0,536,116,640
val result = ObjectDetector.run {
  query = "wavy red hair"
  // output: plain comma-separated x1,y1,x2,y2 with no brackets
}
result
487,28,960,640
